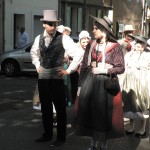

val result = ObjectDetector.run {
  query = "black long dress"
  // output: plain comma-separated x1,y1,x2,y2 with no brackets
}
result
76,40,125,140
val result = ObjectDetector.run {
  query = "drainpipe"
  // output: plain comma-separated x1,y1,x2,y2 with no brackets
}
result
58,0,61,20
141,0,146,36
2,0,5,53
110,0,112,7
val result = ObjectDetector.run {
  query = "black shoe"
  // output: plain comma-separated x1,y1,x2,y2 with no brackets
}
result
50,140,66,147
87,146,98,150
35,136,52,143
125,130,134,135
135,131,146,138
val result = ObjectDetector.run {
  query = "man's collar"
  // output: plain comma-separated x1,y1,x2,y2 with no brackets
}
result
43,30,56,38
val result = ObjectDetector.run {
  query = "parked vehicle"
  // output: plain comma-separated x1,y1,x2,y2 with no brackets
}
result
0,43,36,76
0,36,79,77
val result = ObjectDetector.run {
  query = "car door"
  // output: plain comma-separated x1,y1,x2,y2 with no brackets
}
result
21,44,36,72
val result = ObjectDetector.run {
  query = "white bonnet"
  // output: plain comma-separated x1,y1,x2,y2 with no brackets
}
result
57,25,65,33
79,30,91,41
64,26,71,32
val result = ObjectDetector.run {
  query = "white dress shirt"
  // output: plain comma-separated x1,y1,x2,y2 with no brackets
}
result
30,30,84,74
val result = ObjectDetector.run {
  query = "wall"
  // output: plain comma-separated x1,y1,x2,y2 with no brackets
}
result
61,0,111,37
4,0,58,51
113,0,142,37
0,0,4,54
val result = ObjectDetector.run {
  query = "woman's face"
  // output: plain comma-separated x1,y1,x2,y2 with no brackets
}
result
80,38,90,50
135,42,145,52
92,25,103,39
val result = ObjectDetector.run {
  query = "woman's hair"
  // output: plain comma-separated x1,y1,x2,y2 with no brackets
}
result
94,21,115,42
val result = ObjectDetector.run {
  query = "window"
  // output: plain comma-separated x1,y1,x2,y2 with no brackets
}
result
77,8,82,32
66,6,71,27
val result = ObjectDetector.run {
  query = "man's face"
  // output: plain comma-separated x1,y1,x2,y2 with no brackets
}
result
125,31,134,41
92,25,103,39
43,22,57,35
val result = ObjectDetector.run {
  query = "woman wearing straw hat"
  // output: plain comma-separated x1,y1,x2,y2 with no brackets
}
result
76,15,125,150
30,10,84,146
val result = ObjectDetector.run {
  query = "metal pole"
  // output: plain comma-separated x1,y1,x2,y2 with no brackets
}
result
58,0,61,20
83,0,86,29
141,0,146,36
110,0,112,7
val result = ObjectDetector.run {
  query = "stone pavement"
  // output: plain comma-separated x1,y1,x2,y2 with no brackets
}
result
0,73,149,150
0,103,150,150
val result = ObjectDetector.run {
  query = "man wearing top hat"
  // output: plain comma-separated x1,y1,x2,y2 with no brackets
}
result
30,10,84,146
118,24,136,56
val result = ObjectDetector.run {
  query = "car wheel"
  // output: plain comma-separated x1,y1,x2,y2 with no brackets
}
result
3,60,20,76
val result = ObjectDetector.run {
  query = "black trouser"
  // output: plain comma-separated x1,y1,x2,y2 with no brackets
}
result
70,71,79,104
38,79,66,141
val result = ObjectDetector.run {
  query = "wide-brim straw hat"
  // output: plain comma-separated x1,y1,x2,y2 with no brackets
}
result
40,10,61,22
124,25,136,32
128,35,146,44
89,15,115,38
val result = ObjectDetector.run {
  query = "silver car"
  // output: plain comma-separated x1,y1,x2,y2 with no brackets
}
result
0,37,79,77
0,43,36,76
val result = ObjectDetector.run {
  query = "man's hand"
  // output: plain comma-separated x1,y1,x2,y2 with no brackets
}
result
36,67,41,73
58,69,69,77
124,39,131,51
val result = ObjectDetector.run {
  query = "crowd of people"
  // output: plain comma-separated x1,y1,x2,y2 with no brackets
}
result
30,9,150,150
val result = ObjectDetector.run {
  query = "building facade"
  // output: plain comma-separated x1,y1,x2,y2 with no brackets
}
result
113,0,144,39
59,0,112,37
1,0,148,53
0,0,58,53
59,0,147,39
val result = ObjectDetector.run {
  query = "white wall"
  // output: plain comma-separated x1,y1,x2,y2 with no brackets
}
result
5,0,58,51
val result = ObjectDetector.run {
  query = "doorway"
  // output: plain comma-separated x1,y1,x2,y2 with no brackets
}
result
14,14,25,48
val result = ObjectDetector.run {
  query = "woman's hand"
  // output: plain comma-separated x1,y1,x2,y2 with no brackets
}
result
92,67,108,74
91,61,97,68
91,62,113,69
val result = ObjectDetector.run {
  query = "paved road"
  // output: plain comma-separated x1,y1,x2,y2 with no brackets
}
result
0,73,149,150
